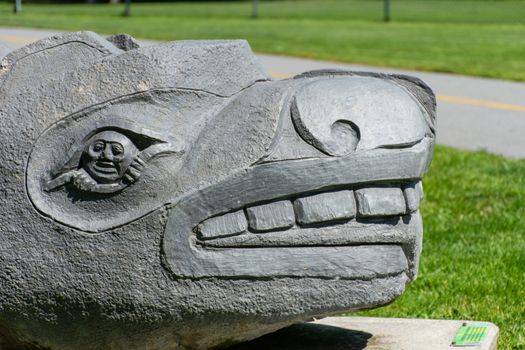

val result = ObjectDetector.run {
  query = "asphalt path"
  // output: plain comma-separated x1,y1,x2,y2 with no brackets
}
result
1,27,525,159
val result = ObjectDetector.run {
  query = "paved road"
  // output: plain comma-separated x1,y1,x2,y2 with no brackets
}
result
1,27,525,159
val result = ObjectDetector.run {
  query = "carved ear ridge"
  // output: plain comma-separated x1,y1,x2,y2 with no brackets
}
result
0,31,121,78
21,31,121,57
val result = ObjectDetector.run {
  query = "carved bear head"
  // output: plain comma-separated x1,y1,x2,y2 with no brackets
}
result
0,32,435,350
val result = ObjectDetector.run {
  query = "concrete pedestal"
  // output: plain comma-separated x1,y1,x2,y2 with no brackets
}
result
230,317,499,350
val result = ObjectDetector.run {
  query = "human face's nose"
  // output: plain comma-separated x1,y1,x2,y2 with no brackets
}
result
102,144,114,161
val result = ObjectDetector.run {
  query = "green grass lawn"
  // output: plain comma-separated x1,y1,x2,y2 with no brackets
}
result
357,145,525,350
0,0,524,80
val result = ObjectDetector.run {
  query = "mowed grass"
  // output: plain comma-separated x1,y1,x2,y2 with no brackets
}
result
357,145,525,350
0,0,524,80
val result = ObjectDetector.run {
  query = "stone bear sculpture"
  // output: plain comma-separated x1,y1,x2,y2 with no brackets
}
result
0,32,435,349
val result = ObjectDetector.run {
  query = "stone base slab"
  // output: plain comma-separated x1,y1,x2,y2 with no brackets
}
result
230,316,499,350
1,317,499,350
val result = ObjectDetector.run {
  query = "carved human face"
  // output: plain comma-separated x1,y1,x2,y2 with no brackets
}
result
82,131,138,184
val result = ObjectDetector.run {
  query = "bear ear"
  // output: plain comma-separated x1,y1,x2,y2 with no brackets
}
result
0,32,124,132
0,31,122,81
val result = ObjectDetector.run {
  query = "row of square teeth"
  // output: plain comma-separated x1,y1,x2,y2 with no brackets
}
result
196,182,423,241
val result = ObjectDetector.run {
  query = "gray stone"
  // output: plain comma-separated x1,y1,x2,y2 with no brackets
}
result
291,76,430,156
197,210,248,240
294,190,356,225
355,186,407,217
0,32,436,350
106,33,141,51
404,181,424,213
246,200,296,232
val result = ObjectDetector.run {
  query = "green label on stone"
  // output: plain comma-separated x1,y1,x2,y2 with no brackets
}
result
453,324,489,346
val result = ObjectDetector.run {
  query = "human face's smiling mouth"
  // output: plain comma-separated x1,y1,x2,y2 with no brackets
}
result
93,160,119,175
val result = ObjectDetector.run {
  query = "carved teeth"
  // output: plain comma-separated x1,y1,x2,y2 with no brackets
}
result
355,187,406,217
294,190,356,225
197,210,247,240
197,183,423,239
403,181,424,213
246,201,295,232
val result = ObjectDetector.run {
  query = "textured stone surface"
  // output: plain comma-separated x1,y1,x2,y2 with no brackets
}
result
355,187,407,217
294,190,356,225
404,181,424,213
197,210,248,240
106,33,140,51
291,77,430,156
231,317,499,350
0,32,436,350
246,201,296,232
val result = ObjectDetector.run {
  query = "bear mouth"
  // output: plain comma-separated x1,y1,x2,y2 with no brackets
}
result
162,137,433,281
189,182,423,282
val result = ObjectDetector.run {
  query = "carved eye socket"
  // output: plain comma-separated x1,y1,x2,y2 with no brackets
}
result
111,143,124,156
92,141,105,152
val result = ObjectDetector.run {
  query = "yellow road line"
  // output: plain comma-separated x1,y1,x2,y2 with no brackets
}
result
0,34,33,45
437,94,525,113
269,71,525,113
271,72,292,79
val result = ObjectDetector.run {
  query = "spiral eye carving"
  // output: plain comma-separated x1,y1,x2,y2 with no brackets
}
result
291,82,361,157
329,119,360,155
291,77,429,156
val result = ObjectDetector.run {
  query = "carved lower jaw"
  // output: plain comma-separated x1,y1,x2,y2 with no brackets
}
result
194,182,424,280
162,139,432,280
192,189,423,281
